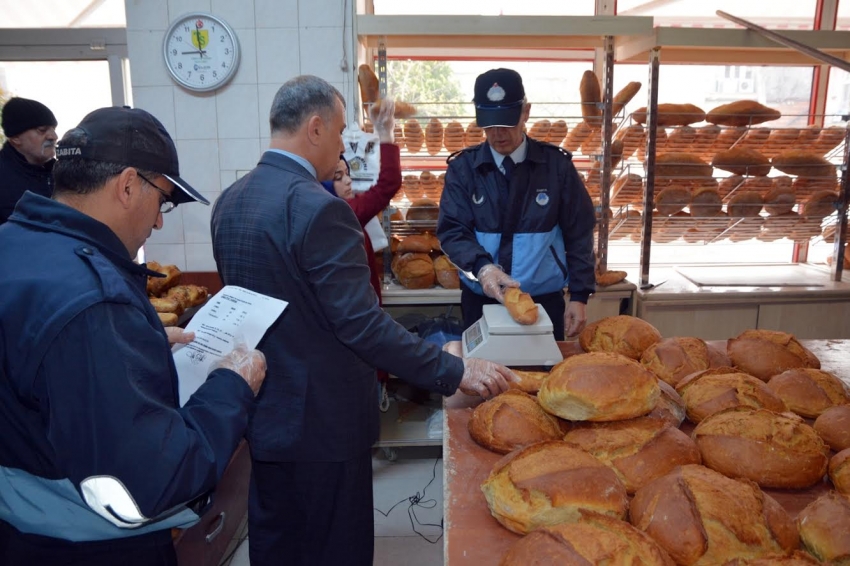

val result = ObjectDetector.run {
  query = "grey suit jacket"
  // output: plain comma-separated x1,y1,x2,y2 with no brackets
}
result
211,151,463,462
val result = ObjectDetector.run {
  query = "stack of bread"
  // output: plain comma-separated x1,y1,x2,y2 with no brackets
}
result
460,315,850,564
146,262,209,327
389,231,461,290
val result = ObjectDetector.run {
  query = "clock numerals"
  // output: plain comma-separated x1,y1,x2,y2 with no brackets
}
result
165,14,239,92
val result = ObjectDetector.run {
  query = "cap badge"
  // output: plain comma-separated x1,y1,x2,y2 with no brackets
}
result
487,83,506,102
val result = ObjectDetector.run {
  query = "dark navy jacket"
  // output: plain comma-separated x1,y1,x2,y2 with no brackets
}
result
437,137,596,302
0,192,254,542
0,142,54,225
211,151,464,462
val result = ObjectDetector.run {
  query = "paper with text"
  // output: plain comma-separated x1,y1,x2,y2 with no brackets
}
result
173,285,287,406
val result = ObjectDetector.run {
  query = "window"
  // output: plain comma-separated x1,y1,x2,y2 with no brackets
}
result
616,0,817,29
0,0,125,28
372,0,594,15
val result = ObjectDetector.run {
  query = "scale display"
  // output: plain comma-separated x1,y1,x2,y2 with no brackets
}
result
462,304,563,367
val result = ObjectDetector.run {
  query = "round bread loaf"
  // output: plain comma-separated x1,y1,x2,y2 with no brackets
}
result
655,152,713,178
397,234,435,254
797,491,850,564
767,368,850,418
830,448,850,495
481,440,628,535
690,186,723,216
630,464,799,566
656,185,692,216
653,380,687,427
507,369,549,394
801,190,838,218
579,315,662,360
726,191,764,217
676,367,787,424
727,329,820,381
814,405,850,452
707,342,731,367
468,390,564,454
405,198,439,222
500,510,675,566
640,336,712,387
564,417,701,494
392,253,434,289
433,255,459,289
712,148,772,176
724,551,822,566
693,407,829,489
539,352,660,422
763,184,796,216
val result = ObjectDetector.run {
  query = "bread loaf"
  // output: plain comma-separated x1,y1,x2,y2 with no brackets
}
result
630,464,799,566
763,184,796,215
503,288,538,325
676,367,787,423
433,255,459,289
611,173,644,206
442,121,465,153
501,510,674,566
666,125,697,151
468,389,564,454
712,148,772,176
767,368,850,418
481,440,629,534
563,120,593,152
727,191,764,217
596,270,628,287
392,253,434,289
814,406,850,452
507,369,550,394
706,100,782,127
721,551,821,566
613,81,642,115
403,119,423,154
397,234,435,254
655,153,713,178
813,126,845,156
801,190,837,218
690,186,723,216
656,185,692,216
764,128,801,158
371,98,418,119
712,126,748,154
357,64,379,103
579,315,662,360
728,329,820,380
640,337,712,387
580,70,602,125
163,284,208,309
633,103,706,127
539,352,660,421
423,117,444,156
737,127,772,151
718,175,745,199
564,417,701,493
831,449,850,495
405,198,439,222
147,264,182,297
528,119,551,141
772,150,837,178
615,123,646,160
797,491,850,564
580,127,603,155
694,407,829,489
691,124,721,159
546,119,568,146
157,312,179,327
465,121,484,146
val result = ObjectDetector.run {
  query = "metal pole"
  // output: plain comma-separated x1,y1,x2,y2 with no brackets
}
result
831,124,850,281
377,36,387,99
716,10,850,73
597,36,614,273
639,48,660,289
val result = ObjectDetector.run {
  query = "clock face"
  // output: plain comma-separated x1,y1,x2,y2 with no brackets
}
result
163,13,240,92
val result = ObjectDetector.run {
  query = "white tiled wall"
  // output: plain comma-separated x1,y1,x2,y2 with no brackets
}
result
126,0,356,270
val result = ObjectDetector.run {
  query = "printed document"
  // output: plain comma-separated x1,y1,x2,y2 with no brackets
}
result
173,285,287,405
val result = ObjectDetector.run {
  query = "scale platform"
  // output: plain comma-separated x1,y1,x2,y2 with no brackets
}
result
462,304,563,367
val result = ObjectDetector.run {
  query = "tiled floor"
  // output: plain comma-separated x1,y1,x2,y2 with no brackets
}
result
222,446,445,566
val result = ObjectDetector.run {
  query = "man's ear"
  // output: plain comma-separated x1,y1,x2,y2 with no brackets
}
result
114,167,137,209
521,103,532,124
305,115,324,146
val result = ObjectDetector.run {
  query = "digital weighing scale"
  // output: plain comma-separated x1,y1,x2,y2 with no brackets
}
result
462,303,564,367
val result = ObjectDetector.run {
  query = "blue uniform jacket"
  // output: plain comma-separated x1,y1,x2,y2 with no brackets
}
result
0,192,254,542
437,138,596,302
211,151,464,463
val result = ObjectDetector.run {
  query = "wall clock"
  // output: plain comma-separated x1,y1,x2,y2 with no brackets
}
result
163,12,240,92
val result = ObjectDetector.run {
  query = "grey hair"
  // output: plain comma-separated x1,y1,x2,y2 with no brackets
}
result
269,75,345,135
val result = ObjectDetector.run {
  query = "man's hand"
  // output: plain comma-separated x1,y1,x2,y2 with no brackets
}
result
478,264,520,303
369,98,395,144
166,327,195,345
459,357,518,399
564,301,587,338
210,344,267,395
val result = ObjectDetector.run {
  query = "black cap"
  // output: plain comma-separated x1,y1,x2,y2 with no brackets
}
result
55,106,208,206
473,68,526,128
1,97,58,138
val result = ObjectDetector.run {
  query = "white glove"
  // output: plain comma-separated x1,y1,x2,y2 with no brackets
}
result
459,357,518,399
210,343,267,396
369,98,395,144
477,264,520,303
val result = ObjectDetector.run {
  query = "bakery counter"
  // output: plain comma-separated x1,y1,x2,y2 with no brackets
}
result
442,339,850,565
632,264,850,339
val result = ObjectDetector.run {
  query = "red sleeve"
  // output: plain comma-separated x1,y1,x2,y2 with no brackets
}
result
348,143,402,227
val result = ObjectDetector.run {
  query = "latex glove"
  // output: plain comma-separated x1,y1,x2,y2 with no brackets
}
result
210,343,267,396
564,301,588,338
165,327,195,345
477,264,520,303
459,357,518,400
369,98,395,144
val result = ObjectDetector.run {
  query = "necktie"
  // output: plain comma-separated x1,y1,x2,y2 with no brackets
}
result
502,156,515,183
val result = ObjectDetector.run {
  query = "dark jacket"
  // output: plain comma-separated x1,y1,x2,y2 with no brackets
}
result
210,151,463,462
0,141,54,224
437,137,596,302
0,193,254,542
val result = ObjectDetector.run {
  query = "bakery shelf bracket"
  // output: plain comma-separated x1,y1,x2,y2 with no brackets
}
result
639,47,661,290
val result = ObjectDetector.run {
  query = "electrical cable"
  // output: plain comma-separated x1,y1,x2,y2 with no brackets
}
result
373,457,444,544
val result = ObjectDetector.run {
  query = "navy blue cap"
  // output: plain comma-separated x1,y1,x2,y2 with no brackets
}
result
473,68,526,128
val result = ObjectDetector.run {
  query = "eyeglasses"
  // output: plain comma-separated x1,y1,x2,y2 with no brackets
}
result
138,172,177,214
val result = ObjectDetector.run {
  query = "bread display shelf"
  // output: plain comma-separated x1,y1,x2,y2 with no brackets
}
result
443,339,850,565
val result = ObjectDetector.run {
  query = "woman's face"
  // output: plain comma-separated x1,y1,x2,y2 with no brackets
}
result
333,159,353,200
